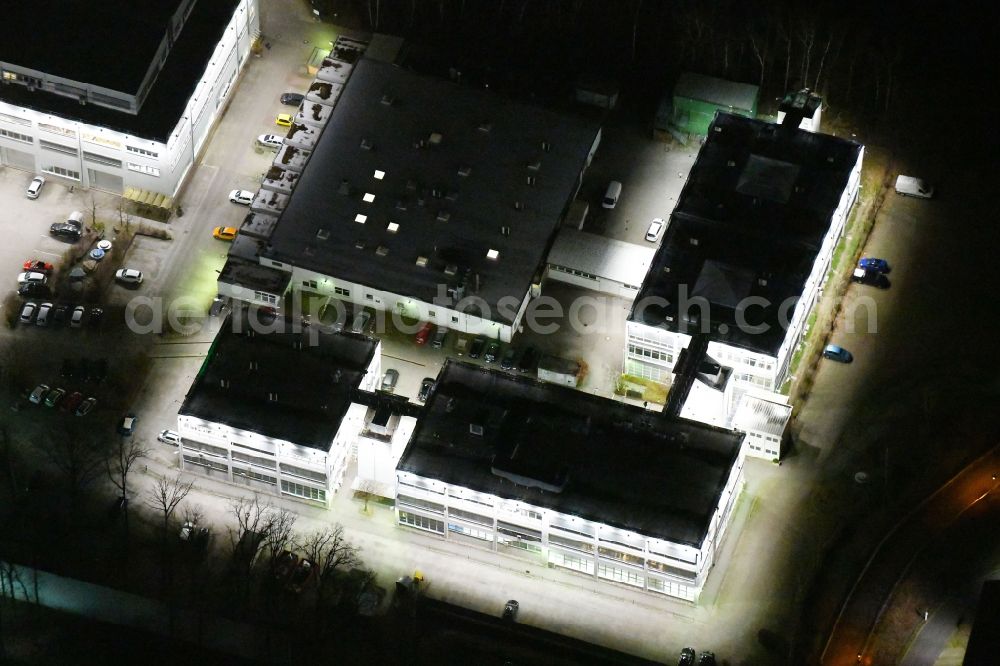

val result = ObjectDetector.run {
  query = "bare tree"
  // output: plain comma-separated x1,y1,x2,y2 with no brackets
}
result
145,473,194,535
43,425,107,506
298,523,362,610
107,437,149,540
261,506,297,566
355,479,381,514
226,495,272,572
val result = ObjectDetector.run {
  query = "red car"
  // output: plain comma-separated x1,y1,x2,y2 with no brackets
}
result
60,391,84,413
23,259,54,273
414,322,434,345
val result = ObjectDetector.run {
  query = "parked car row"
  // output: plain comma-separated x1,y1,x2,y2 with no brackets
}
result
272,550,317,593
27,384,97,415
678,648,715,666
19,302,104,328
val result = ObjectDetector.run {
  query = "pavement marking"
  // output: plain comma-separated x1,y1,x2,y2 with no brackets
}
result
382,352,427,368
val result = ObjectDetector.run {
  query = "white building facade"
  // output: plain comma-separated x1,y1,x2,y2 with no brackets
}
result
395,455,745,603
0,0,259,196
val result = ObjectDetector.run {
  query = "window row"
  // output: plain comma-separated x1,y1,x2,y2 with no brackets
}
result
281,480,326,502
398,511,444,534
0,128,31,143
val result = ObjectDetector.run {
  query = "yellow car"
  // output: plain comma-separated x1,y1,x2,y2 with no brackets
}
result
213,226,238,241
275,113,293,127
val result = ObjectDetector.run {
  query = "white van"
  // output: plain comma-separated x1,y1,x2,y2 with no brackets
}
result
894,175,934,199
601,180,622,209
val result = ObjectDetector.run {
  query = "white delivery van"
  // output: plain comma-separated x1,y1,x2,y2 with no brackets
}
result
894,175,934,199
601,180,622,209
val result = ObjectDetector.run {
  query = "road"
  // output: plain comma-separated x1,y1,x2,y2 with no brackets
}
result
821,447,1000,665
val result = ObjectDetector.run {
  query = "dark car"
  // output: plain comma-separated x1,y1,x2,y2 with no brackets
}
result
18,282,51,299
273,550,298,581
500,347,518,370
822,344,853,363
517,346,539,373
49,223,82,242
117,413,138,436
61,391,84,413
287,558,317,593
502,599,519,622
280,92,305,106
418,377,435,402
61,358,77,378
89,307,104,327
698,652,716,666
851,267,889,289
678,648,696,666
858,257,890,273
468,336,486,359
52,304,69,326
483,341,501,363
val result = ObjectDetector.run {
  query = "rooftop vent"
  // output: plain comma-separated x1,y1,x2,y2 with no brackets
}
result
376,245,389,257
267,392,279,402
219,379,230,388
689,237,699,246
405,179,417,192
355,241,366,250
500,225,511,236
758,277,768,286
445,190,459,201
527,159,541,172
338,179,350,195
469,423,484,436
360,138,374,150
727,160,736,167
316,228,330,240
513,201,523,211
436,211,450,222
428,132,443,145
431,187,443,199
444,264,458,276
458,165,472,177
380,94,394,106
714,126,723,133
526,175,536,186
249,360,259,371
477,121,492,133
415,256,428,267
395,199,408,211
541,140,552,152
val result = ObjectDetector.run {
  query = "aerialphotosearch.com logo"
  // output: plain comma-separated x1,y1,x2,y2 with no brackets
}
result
122,283,879,342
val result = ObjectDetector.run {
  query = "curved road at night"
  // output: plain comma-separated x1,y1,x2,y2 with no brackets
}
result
821,446,1000,665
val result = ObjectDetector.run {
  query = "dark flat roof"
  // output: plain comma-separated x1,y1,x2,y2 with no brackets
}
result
0,0,239,141
1,0,184,93
263,58,600,325
630,113,862,355
398,361,743,547
180,320,378,451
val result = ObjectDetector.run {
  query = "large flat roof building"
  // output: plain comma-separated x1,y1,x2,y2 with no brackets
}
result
229,54,601,342
395,361,745,601
627,112,863,394
176,316,382,506
0,0,258,196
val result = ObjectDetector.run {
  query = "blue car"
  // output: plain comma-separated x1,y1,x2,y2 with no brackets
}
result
822,344,853,363
858,257,890,273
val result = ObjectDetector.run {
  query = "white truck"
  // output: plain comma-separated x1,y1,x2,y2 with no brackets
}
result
894,175,934,199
